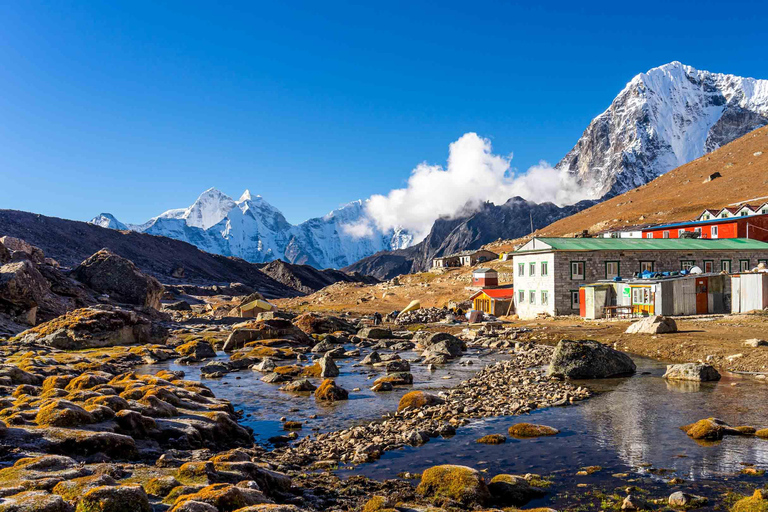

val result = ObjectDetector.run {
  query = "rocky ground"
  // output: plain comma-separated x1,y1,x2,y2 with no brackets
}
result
3,236,768,511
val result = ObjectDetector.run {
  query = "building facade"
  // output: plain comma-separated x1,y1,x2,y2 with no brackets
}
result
512,237,768,320
472,268,498,287
471,288,515,316
642,214,768,242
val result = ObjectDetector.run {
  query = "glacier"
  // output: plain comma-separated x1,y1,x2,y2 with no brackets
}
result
90,188,412,269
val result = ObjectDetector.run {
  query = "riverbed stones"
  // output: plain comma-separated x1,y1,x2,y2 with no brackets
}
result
622,494,652,510
663,363,721,382
373,372,413,386
317,355,339,378
397,391,444,412
508,423,560,438
176,340,216,360
476,434,506,444
314,379,348,401
416,465,491,506
547,339,636,379
360,351,381,365
625,315,678,334
280,379,316,392
0,490,71,512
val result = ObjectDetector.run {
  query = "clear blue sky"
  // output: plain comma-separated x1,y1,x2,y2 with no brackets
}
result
1,1,766,225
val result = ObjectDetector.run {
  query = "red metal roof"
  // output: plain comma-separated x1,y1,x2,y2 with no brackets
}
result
471,288,515,300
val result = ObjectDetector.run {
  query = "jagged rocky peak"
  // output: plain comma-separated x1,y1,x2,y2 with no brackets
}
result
183,187,237,229
557,61,768,198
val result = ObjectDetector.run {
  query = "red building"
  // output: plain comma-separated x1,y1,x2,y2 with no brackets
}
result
642,214,768,242
472,268,499,287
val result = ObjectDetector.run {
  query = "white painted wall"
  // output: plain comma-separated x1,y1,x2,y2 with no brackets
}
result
513,252,556,320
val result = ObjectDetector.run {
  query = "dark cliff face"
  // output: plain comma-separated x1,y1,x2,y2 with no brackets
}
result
344,197,597,280
259,259,378,295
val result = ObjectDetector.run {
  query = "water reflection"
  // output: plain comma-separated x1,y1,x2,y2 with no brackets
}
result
353,357,768,484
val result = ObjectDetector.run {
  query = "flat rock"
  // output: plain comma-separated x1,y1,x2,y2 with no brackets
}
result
663,363,721,382
547,339,636,379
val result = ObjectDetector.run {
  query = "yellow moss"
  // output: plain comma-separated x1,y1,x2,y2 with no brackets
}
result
11,308,103,339
35,399,93,427
732,490,768,512
362,496,397,512
680,418,725,440
52,474,115,502
273,365,302,376
415,464,491,506
143,475,182,497
176,462,214,485
736,426,757,435
476,434,506,444
301,363,322,378
283,421,302,430
755,429,768,438
507,423,560,438
172,483,250,511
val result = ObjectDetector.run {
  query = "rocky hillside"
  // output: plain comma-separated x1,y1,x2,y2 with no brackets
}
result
0,209,366,298
344,197,596,280
260,259,379,295
490,125,768,250
92,188,412,269
558,61,768,198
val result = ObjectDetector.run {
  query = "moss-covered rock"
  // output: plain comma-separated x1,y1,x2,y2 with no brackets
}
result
314,379,348,401
0,490,71,512
175,341,216,360
144,475,182,498
171,483,270,512
361,495,397,512
373,372,413,386
35,399,94,427
75,485,151,512
488,474,546,506
507,423,560,438
397,391,444,412
680,418,738,440
52,474,117,502
415,464,491,506
476,434,506,444
732,490,768,512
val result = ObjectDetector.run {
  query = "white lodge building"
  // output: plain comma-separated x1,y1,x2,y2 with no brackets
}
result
512,237,768,320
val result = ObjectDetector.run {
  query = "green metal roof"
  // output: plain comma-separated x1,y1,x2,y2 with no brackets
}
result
515,237,768,253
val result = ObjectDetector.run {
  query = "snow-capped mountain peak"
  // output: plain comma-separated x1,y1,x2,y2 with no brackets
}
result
88,213,127,230
557,62,768,197
89,190,412,269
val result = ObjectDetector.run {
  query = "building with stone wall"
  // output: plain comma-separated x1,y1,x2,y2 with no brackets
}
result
512,237,768,319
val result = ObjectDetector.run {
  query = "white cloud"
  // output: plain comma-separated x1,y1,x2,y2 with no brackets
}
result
361,132,591,242
341,217,375,239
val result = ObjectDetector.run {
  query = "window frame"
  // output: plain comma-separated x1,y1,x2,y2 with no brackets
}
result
529,261,536,277
703,260,714,273
529,290,536,305
721,260,731,273
711,225,718,238
639,261,654,273
663,231,670,238
518,289,525,303
645,233,653,239
681,260,695,271
570,261,585,280
740,259,751,272
605,260,620,279
541,261,548,276
518,262,525,276
541,290,549,305
570,290,580,309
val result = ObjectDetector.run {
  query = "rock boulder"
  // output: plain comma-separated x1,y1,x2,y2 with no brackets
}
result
625,315,678,334
663,363,721,382
547,339,636,379
71,249,164,309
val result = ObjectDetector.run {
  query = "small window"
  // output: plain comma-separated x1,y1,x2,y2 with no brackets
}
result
703,214,710,220
518,290,525,303
721,213,728,218
605,261,620,279
741,211,749,216
678,229,686,236
571,290,580,309
763,209,768,215
703,260,714,273
571,261,585,280
741,259,750,272
639,261,654,272
694,227,702,234
518,263,524,276
529,290,536,305
721,260,731,273
711,226,718,238
681,260,695,271
529,262,536,276
541,261,548,276
646,233,653,238
663,231,670,238
541,290,549,305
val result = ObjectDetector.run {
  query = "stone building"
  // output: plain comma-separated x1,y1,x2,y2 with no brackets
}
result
512,237,768,320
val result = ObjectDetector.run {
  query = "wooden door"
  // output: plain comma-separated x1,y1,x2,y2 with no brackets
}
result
695,277,708,314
